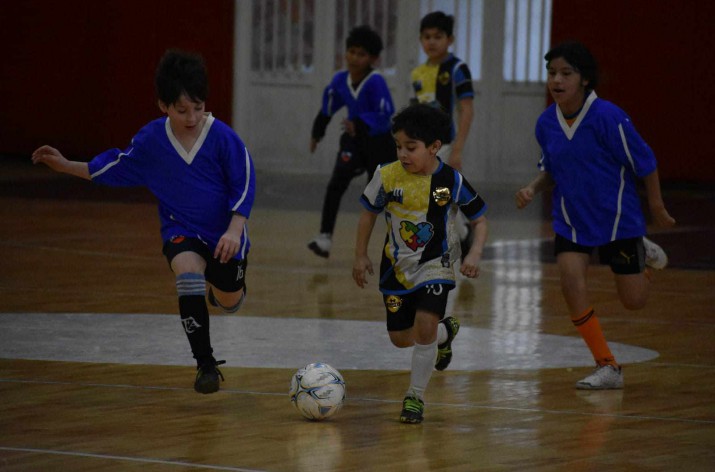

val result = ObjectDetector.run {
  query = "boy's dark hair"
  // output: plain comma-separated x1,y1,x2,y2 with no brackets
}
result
420,11,454,37
155,49,208,105
545,41,599,90
391,104,451,145
346,25,383,57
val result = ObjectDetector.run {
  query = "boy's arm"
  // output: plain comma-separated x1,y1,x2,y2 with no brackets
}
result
214,213,247,264
353,210,378,288
642,169,676,228
31,145,90,180
449,97,474,170
460,214,487,278
310,111,332,152
515,171,554,209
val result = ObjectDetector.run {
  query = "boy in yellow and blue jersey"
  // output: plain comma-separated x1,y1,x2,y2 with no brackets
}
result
353,104,488,423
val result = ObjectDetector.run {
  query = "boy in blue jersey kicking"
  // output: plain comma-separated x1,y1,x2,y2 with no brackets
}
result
516,41,675,390
32,50,256,395
308,25,396,258
353,104,488,423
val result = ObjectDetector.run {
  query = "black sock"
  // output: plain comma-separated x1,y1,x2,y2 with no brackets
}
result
176,273,212,363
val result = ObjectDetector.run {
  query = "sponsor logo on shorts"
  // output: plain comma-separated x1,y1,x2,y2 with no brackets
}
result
170,235,186,244
385,295,402,313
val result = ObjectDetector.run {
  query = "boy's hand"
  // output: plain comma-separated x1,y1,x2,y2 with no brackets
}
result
515,187,535,209
460,253,482,279
214,232,241,264
352,255,373,288
31,145,68,172
650,206,676,228
309,138,318,153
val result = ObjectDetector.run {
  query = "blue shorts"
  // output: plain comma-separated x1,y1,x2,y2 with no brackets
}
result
162,236,247,292
382,284,453,332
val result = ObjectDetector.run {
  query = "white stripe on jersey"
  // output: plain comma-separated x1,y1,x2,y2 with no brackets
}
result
90,147,134,179
561,196,577,242
232,147,252,213
618,122,637,172
611,166,626,241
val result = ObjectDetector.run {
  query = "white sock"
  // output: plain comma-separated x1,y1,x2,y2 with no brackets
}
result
437,322,448,345
407,340,438,400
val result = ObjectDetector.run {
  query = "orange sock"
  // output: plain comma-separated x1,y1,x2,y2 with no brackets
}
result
571,307,617,366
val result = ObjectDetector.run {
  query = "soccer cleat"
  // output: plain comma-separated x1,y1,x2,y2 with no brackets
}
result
194,358,226,394
643,237,668,270
435,316,460,371
399,395,425,424
308,233,332,258
576,364,624,390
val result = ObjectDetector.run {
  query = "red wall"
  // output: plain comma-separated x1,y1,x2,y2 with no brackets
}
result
551,0,715,182
0,0,234,160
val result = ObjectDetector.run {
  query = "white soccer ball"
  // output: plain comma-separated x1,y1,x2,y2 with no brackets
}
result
289,362,346,420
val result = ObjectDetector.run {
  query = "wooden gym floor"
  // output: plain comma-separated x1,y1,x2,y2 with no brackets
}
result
1,156,714,471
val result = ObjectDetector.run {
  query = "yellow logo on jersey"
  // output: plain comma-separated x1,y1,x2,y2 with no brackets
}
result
385,295,402,313
438,71,451,86
433,187,451,206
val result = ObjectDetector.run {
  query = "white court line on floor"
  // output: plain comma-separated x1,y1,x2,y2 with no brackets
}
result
0,312,658,371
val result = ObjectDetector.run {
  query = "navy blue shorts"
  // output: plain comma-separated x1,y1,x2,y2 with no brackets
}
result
383,284,453,332
162,236,247,292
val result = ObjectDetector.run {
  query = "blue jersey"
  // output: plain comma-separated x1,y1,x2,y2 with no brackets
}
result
88,114,256,259
319,70,394,136
536,91,657,246
361,159,486,295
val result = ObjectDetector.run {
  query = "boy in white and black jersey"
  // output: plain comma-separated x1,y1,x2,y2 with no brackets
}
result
353,104,488,423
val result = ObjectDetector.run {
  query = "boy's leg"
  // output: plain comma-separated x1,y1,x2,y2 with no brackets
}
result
556,246,622,389
309,134,364,257
603,237,652,310
164,239,224,394
206,258,248,313
401,310,439,424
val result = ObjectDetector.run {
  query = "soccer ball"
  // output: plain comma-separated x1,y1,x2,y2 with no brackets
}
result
289,362,346,420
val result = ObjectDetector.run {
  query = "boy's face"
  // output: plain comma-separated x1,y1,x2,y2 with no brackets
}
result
546,57,589,111
419,28,453,62
158,94,206,133
345,46,376,76
393,130,441,176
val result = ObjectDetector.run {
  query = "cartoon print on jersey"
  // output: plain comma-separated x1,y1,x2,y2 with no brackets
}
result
340,150,352,163
385,295,402,313
400,221,434,251
432,187,451,206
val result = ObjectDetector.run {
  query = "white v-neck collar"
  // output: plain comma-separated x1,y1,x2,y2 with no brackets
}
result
165,113,214,164
346,70,376,99
556,91,597,140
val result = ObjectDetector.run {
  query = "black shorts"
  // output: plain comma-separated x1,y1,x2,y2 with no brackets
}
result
554,234,645,275
383,283,453,332
162,236,247,292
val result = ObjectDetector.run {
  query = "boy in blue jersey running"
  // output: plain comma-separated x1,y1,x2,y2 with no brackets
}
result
308,25,396,258
353,104,488,423
32,49,256,395
516,41,675,390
